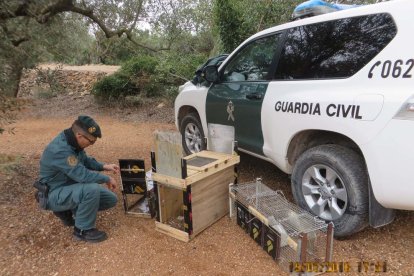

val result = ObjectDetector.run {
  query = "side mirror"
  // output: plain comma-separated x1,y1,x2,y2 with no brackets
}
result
203,65,219,83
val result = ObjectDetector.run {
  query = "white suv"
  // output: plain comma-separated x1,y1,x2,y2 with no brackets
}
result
174,0,413,237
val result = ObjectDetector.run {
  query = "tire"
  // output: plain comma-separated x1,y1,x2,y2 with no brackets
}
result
291,145,369,238
180,113,206,155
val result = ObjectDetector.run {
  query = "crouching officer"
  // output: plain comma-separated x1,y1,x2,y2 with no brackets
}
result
38,115,120,243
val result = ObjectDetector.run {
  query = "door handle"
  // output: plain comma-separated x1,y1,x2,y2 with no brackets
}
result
246,92,262,100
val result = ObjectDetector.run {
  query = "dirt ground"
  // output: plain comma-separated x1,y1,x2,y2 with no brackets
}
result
1,93,414,276
38,63,120,74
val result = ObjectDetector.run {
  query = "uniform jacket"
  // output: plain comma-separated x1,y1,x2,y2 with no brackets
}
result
40,131,110,192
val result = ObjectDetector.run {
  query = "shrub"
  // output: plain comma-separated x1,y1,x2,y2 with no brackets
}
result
93,55,159,100
121,55,158,76
34,65,65,95
93,73,136,100
93,52,210,103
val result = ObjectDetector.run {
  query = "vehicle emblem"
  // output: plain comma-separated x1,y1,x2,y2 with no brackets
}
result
227,100,235,121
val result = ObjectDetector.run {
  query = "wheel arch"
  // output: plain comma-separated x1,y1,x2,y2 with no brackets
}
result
287,130,364,167
177,105,201,127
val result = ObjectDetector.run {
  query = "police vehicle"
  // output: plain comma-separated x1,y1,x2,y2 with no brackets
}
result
174,0,413,237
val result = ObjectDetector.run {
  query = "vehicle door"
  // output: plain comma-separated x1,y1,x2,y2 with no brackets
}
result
206,33,284,155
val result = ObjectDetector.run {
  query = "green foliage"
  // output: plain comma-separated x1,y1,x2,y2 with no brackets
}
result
213,0,304,53
121,56,158,75
93,33,151,65
152,51,208,100
93,55,159,100
213,0,246,53
156,52,207,83
236,0,303,32
92,74,135,100
213,0,383,55
0,12,94,97
35,14,94,65
93,51,209,103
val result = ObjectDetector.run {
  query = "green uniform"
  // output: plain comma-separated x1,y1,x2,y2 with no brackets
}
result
40,131,117,230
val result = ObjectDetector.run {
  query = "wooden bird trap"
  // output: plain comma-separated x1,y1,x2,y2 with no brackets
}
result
119,159,154,218
150,130,240,242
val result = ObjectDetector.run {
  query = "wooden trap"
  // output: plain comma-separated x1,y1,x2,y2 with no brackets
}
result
119,159,153,218
151,150,240,242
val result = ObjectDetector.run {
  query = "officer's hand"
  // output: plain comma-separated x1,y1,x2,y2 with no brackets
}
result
103,164,120,175
106,176,117,192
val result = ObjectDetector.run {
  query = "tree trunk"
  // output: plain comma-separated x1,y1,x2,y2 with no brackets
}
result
12,64,24,98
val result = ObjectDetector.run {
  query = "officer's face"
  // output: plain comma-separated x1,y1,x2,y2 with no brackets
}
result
75,133,96,149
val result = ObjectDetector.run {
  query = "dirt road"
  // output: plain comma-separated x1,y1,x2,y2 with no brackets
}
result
0,95,413,275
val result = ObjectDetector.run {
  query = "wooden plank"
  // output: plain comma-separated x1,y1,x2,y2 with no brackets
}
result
153,152,239,188
152,172,186,189
186,165,205,172
248,206,269,225
186,168,199,176
184,150,230,160
158,185,166,223
154,131,183,178
125,212,151,218
185,155,240,186
155,221,189,242
191,166,235,235
162,186,183,223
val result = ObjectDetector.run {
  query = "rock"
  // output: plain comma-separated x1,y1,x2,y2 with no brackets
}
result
17,66,114,98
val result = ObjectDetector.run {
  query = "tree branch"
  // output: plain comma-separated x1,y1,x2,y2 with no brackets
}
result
11,37,29,46
69,4,169,52
1,24,29,47
0,0,31,21
1,0,168,52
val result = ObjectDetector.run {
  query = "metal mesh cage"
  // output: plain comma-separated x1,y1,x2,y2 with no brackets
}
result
230,179,334,273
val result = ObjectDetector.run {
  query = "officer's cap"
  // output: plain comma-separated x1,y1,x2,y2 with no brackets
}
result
75,115,102,138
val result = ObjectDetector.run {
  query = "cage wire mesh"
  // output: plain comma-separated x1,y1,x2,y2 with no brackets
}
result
230,179,333,273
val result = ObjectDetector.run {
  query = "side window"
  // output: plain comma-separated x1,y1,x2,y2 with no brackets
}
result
222,34,282,82
275,13,397,79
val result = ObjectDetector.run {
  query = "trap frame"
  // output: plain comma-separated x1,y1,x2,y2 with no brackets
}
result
119,159,154,218
229,179,334,273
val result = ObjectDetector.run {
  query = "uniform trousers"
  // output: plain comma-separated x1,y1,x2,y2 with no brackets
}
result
47,183,117,230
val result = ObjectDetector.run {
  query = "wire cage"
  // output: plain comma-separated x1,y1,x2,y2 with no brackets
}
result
229,179,334,274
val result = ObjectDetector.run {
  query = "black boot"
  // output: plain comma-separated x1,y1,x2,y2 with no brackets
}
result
73,227,107,243
53,210,75,226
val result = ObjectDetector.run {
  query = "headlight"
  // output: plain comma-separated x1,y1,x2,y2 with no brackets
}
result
394,96,414,120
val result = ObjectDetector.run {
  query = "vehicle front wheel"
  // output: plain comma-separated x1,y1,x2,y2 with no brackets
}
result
180,113,206,155
291,145,369,237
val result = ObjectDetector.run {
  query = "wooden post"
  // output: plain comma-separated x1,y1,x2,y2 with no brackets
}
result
181,158,188,179
181,158,192,235
233,141,239,185
326,222,334,262
299,233,308,263
151,151,160,221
